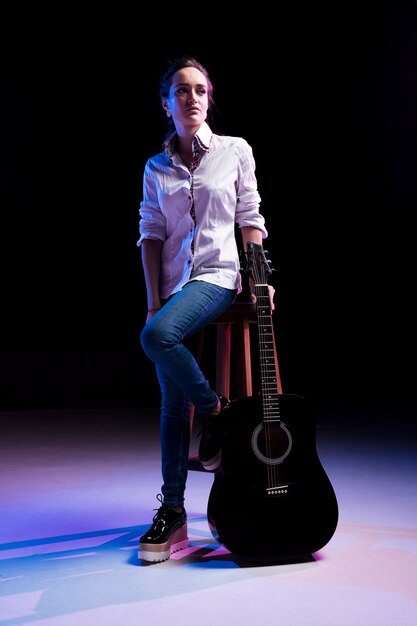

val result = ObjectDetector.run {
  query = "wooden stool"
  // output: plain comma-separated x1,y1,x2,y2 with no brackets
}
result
189,301,283,443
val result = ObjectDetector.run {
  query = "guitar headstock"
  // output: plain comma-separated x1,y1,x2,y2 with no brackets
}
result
246,241,274,287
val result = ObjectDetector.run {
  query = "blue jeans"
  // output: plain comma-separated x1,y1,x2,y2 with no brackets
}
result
140,280,237,508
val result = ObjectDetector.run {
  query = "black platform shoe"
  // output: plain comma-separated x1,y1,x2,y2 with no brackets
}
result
198,395,229,471
138,495,188,563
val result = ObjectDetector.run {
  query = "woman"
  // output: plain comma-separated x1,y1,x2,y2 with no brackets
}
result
138,55,274,562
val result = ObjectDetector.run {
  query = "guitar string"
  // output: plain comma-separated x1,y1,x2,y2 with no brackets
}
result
255,286,270,488
253,260,268,487
254,256,279,489
264,292,279,490
254,259,274,489
255,254,282,489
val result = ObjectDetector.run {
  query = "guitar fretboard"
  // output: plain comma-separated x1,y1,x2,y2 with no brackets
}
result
255,287,280,422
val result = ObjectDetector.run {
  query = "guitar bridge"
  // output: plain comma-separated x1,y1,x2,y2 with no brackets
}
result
266,485,289,496
251,484,291,498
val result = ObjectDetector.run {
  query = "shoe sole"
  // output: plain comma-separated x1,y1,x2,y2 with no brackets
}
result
138,523,188,563
200,449,222,472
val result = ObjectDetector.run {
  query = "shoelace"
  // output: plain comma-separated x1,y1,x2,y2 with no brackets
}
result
153,493,164,513
152,494,184,520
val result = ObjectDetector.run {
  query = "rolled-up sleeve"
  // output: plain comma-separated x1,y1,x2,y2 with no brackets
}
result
235,139,268,239
137,160,167,247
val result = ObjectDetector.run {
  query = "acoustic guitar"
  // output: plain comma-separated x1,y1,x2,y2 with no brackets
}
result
207,242,338,561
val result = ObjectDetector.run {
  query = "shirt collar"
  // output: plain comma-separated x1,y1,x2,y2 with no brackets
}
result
163,122,213,159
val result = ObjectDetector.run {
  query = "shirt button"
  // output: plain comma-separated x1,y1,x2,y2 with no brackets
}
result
188,258,192,265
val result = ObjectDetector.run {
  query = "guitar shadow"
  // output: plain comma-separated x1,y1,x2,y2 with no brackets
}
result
134,539,317,569
133,514,320,569
182,548,317,569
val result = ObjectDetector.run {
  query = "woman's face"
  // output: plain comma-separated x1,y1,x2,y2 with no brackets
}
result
162,66,209,131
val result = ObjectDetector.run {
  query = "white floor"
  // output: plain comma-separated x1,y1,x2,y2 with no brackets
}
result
0,406,416,626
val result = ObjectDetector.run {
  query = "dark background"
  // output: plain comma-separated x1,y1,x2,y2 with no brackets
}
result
1,2,416,414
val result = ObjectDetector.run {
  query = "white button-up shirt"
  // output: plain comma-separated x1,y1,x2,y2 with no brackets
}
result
137,122,267,299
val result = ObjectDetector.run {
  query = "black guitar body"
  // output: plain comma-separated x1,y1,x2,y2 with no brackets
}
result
207,393,339,562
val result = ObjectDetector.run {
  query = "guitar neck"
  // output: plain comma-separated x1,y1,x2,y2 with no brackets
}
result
255,285,280,422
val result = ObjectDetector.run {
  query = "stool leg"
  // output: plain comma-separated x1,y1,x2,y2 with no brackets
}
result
235,317,253,397
216,322,231,399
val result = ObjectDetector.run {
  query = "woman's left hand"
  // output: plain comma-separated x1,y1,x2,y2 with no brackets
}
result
249,279,275,312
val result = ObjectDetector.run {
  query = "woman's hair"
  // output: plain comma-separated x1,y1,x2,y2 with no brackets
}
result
159,55,216,136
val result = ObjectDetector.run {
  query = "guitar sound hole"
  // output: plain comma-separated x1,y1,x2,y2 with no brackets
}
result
251,422,292,465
